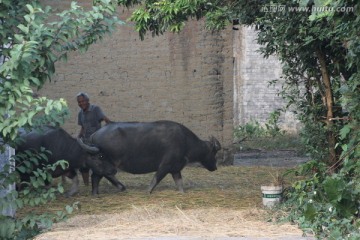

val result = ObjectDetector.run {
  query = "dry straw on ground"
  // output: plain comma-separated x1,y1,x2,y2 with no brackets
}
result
28,166,309,239
35,206,305,240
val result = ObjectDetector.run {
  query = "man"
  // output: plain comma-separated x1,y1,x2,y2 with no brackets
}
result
76,92,110,185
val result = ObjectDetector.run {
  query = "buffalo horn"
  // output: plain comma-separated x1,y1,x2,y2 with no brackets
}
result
77,138,100,154
210,136,221,151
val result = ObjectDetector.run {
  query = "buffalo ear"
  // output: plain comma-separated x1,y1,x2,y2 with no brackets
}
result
209,136,221,151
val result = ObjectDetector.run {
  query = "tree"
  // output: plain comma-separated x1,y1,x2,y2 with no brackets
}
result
0,0,121,140
115,0,360,238
0,0,122,238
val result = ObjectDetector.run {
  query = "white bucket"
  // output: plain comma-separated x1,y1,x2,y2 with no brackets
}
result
261,185,283,208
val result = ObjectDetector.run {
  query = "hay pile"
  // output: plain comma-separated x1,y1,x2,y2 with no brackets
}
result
35,206,304,239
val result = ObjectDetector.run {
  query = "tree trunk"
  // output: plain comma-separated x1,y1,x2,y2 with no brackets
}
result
316,49,337,166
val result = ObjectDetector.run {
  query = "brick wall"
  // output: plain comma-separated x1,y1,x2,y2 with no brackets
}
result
39,1,234,163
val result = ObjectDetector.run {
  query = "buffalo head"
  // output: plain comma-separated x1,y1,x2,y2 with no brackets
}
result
200,136,221,171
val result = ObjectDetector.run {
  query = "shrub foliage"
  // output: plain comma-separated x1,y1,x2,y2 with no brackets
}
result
0,0,121,238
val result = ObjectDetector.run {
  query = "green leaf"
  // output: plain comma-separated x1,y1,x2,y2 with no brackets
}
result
18,24,29,34
65,205,74,214
22,189,30,196
26,4,34,14
335,198,357,218
18,116,28,127
17,165,27,173
323,178,345,203
0,218,16,238
24,14,32,23
304,203,317,221
44,39,53,48
58,185,64,193
29,77,41,86
27,110,36,123
340,125,351,140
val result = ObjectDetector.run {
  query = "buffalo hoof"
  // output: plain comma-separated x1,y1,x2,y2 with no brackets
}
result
116,186,126,193
65,191,79,198
91,191,99,196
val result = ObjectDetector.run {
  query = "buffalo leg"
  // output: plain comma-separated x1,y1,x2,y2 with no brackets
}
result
65,170,79,197
148,168,169,194
171,172,184,193
79,167,90,186
61,174,67,184
91,173,102,195
87,157,124,195
104,174,126,192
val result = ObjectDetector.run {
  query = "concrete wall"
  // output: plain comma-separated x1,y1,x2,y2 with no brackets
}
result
233,26,300,132
39,1,234,163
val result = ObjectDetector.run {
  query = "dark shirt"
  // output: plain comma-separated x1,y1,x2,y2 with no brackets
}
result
78,104,105,139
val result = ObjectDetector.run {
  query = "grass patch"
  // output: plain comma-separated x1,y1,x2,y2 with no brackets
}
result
233,115,306,155
235,134,306,155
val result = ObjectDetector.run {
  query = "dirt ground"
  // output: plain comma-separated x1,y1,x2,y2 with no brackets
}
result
35,150,313,240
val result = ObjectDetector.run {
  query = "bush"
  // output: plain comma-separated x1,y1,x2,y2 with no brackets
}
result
0,149,77,239
233,111,305,153
284,157,360,239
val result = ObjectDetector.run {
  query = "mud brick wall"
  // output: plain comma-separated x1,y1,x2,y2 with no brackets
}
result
39,1,234,163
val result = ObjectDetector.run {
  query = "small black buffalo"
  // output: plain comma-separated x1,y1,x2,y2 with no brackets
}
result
16,126,117,197
78,120,221,195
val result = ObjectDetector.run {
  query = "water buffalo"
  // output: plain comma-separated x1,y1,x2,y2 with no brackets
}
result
16,126,120,197
78,120,221,195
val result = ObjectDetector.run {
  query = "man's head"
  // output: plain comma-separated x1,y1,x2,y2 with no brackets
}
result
77,92,90,111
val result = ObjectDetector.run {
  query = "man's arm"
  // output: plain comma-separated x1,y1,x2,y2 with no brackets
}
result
94,105,111,124
78,126,85,138
102,116,111,124
78,111,84,138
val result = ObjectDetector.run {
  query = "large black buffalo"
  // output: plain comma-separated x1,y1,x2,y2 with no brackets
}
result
78,120,221,195
16,126,120,197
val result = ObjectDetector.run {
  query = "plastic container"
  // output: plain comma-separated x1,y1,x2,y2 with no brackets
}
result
261,185,283,208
